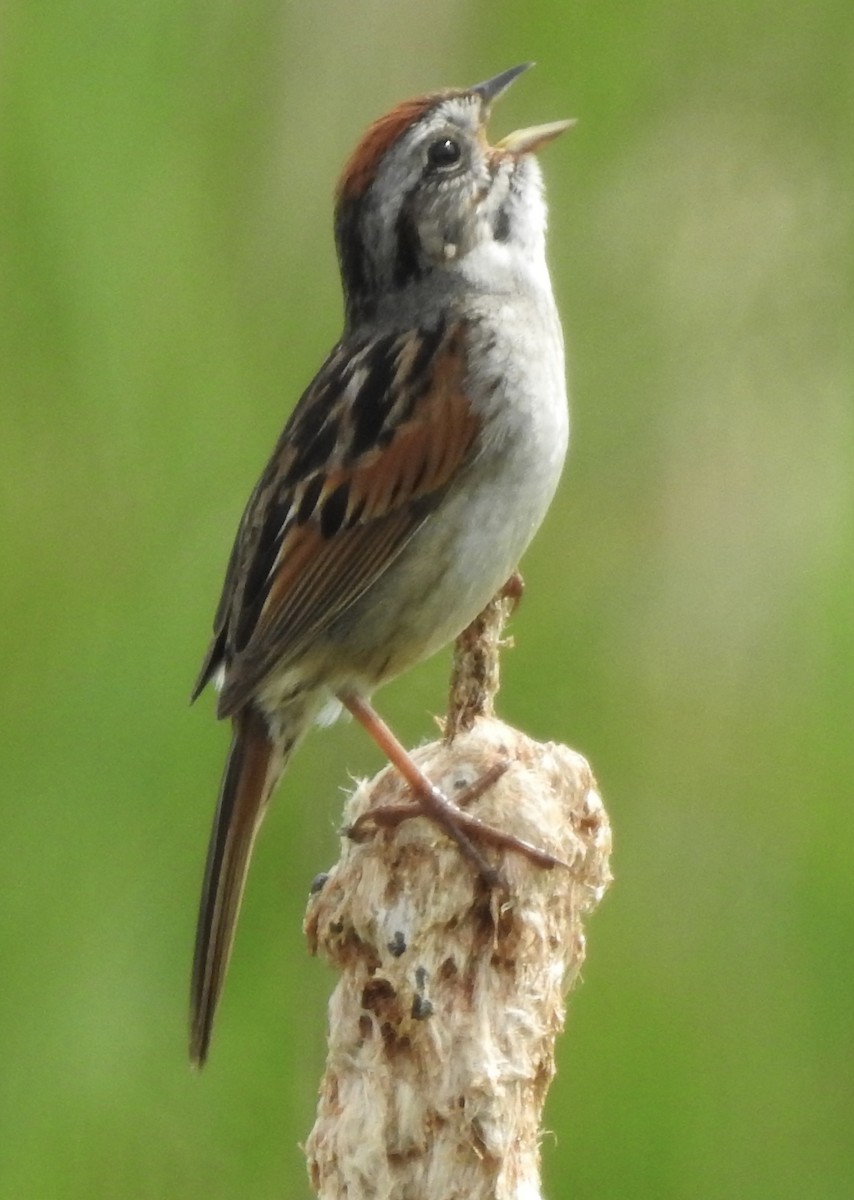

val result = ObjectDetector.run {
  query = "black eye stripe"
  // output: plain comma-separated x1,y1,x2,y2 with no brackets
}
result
392,205,423,290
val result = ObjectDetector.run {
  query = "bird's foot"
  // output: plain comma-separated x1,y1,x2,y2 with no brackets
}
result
346,760,566,887
340,691,566,887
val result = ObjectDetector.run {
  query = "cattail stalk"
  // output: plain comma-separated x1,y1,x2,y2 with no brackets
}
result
304,585,612,1199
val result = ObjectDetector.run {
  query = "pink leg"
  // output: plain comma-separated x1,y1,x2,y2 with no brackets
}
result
340,693,565,885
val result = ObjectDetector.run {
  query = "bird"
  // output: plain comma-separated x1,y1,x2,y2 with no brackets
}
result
189,63,572,1066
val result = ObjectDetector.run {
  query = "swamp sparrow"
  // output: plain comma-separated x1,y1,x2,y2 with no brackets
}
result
190,63,572,1065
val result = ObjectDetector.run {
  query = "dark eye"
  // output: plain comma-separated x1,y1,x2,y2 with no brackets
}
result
426,136,462,171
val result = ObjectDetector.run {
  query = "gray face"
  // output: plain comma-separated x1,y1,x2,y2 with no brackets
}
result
336,93,545,326
385,97,496,268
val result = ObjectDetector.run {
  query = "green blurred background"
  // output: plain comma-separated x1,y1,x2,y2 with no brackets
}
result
2,1,852,1196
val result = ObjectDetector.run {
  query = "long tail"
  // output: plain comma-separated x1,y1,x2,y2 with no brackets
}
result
189,705,292,1067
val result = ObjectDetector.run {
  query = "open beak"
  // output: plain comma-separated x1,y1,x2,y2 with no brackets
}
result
495,119,576,156
471,64,575,156
472,62,534,104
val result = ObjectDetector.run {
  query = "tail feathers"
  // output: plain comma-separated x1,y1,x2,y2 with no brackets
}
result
189,706,286,1067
